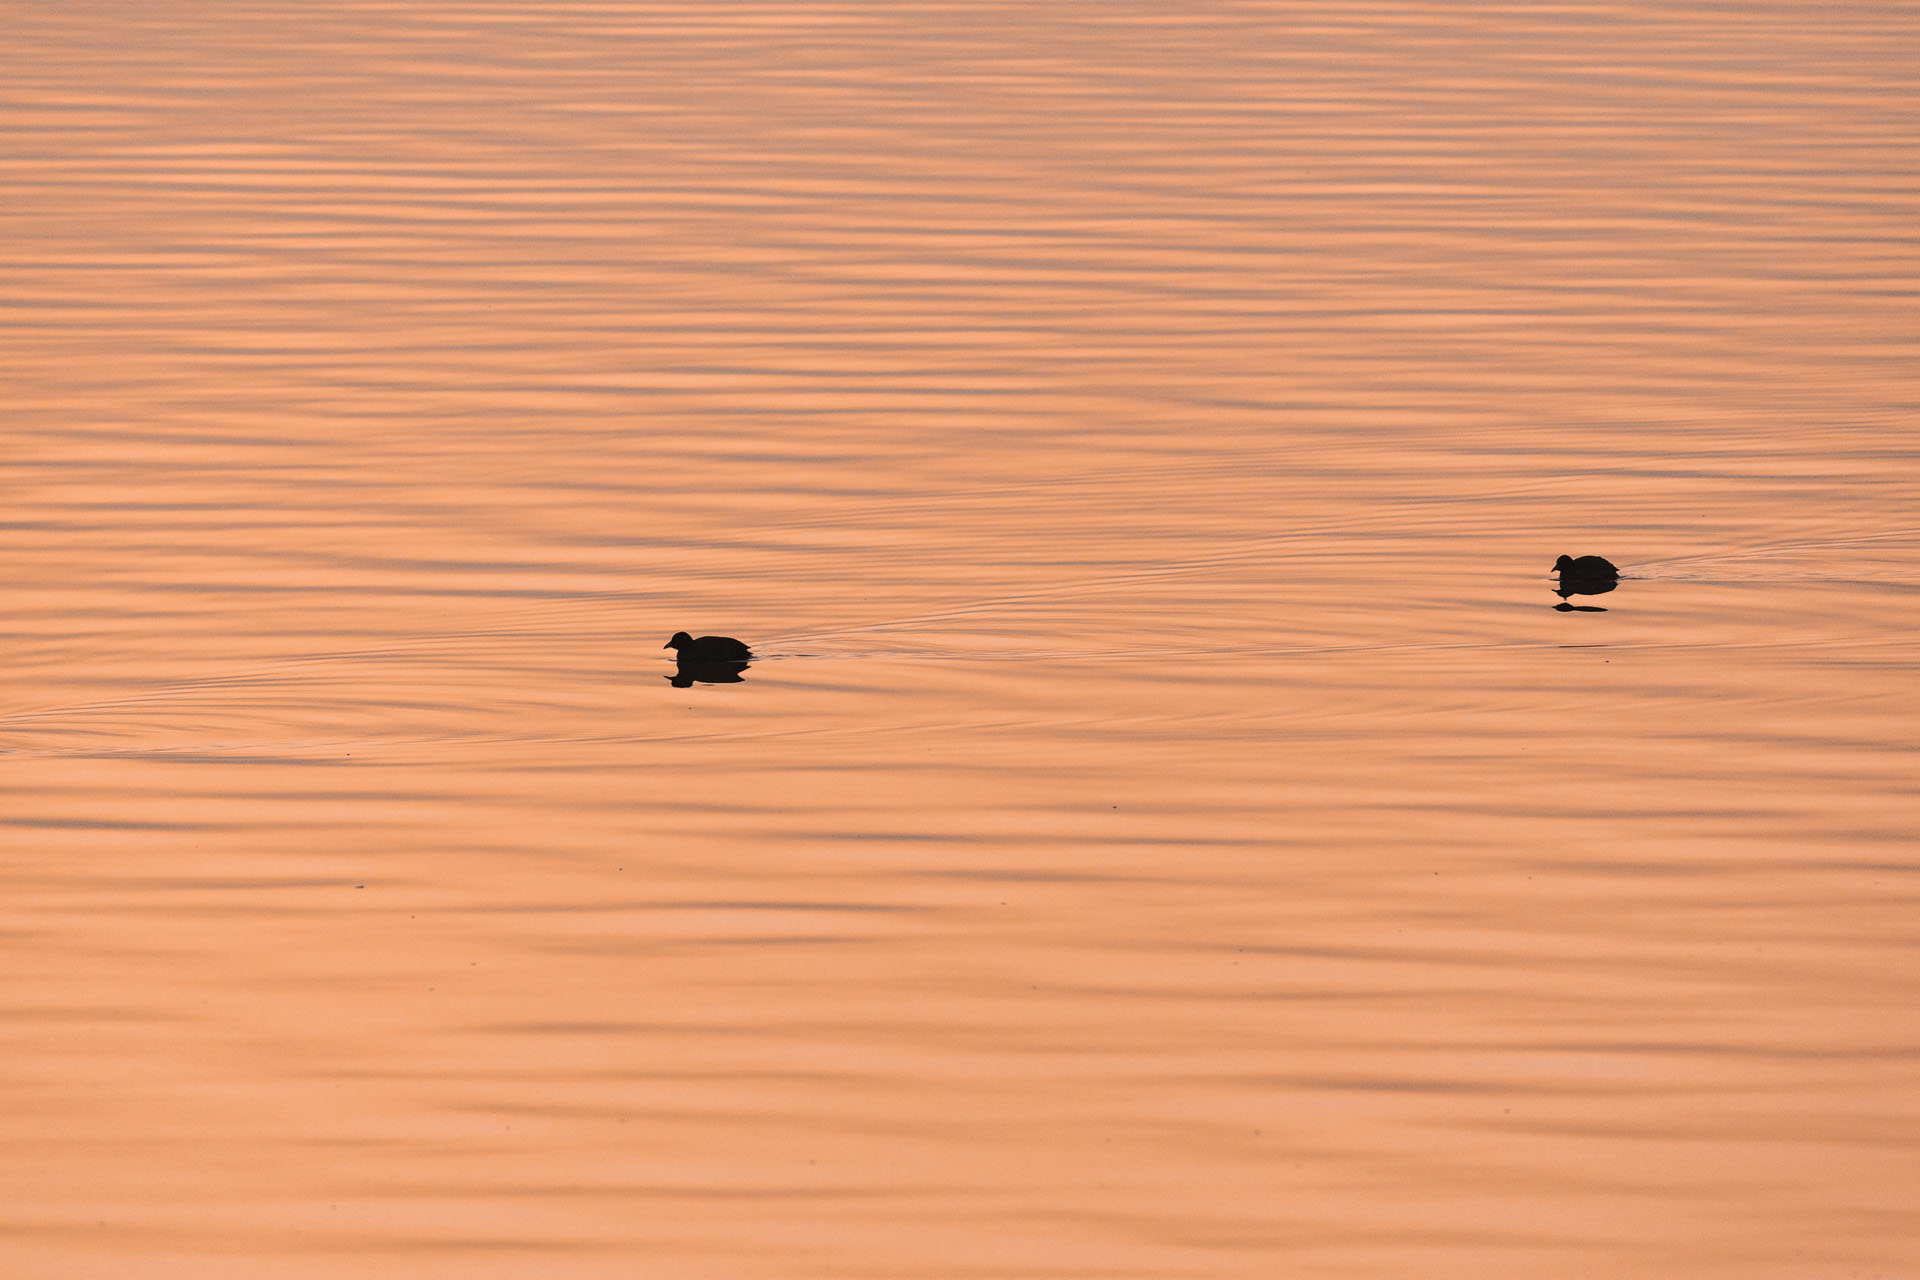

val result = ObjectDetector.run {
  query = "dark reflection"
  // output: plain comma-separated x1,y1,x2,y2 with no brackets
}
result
668,656,750,688
1554,602,1608,612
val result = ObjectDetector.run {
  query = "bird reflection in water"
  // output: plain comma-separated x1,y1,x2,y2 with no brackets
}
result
665,631,753,688
668,656,750,688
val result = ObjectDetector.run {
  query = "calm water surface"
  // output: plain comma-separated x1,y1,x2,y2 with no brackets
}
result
4,3,1918,1276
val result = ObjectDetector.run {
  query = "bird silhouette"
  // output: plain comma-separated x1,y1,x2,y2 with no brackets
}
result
664,632,753,687
665,632,752,663
1551,555,1618,601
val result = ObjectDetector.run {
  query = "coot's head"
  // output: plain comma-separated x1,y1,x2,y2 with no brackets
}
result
664,631,694,651
1552,555,1575,572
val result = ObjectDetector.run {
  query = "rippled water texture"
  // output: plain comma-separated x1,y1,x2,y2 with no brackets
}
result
4,3,1918,1276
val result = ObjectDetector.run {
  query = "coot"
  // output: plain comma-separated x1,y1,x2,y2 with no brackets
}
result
1551,555,1618,600
664,632,753,663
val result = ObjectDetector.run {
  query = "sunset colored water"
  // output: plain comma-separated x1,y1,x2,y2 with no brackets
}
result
4,3,1918,1276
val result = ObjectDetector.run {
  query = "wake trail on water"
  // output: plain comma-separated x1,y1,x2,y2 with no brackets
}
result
13,485,1909,734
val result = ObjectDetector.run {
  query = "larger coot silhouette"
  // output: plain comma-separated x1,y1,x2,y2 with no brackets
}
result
665,631,752,663
1551,554,1618,600
664,632,753,688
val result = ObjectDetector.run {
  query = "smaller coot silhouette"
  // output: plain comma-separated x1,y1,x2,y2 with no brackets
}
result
1552,554,1618,601
665,632,752,663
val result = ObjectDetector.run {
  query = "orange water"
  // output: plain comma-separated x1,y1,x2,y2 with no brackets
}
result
4,3,1918,1276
